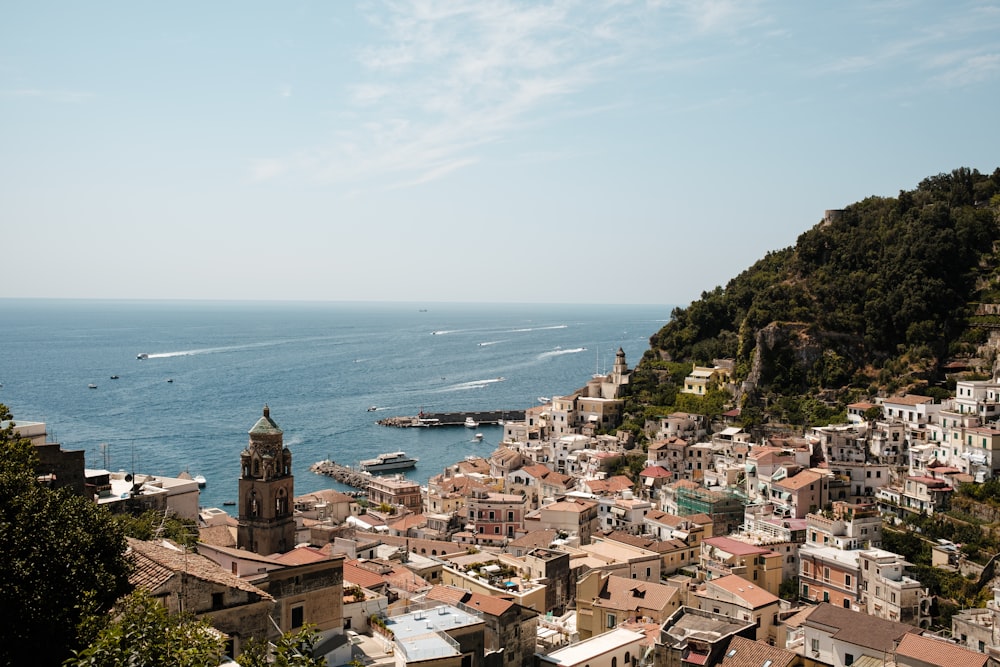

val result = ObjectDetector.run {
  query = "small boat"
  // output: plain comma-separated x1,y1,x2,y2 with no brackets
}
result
193,475,207,488
88,384,97,389
136,353,148,360
474,433,484,441
538,396,550,404
464,417,478,428
360,451,418,473
223,501,236,506
110,375,119,380
367,406,378,412
166,378,174,383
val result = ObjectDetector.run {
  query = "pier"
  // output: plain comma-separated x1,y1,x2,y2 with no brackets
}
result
309,459,371,491
376,409,525,428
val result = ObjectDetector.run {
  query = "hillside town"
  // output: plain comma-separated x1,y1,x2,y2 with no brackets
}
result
15,347,1000,667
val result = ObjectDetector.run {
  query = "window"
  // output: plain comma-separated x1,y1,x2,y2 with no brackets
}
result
291,605,304,629
811,638,819,653
845,574,852,587
607,613,616,628
845,654,854,666
507,511,514,522
212,592,224,610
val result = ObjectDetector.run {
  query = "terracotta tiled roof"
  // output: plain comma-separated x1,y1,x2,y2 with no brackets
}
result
592,574,679,614
272,546,328,566
775,470,823,490
884,394,934,406
507,529,557,549
389,513,428,531
895,632,989,667
706,575,779,609
721,636,797,667
465,591,516,616
296,489,356,505
586,475,634,494
640,465,672,478
198,524,237,548
128,537,272,599
804,603,919,652
425,584,468,606
343,560,388,590
704,536,769,557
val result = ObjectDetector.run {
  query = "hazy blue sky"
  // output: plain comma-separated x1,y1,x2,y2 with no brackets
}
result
3,1,998,306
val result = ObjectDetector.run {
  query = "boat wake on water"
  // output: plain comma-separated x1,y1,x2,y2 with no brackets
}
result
437,377,507,392
537,347,587,359
508,324,568,333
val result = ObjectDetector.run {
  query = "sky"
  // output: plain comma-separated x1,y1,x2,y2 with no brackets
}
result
2,1,999,306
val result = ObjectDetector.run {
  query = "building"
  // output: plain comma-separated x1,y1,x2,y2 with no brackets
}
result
238,406,296,556
894,632,989,667
381,603,486,667
128,537,274,657
799,602,920,667
720,636,800,667
537,627,646,667
576,570,681,640
858,550,930,627
656,606,757,667
692,574,782,644
426,586,539,667
367,475,423,516
467,490,526,546
700,536,783,596
8,419,86,496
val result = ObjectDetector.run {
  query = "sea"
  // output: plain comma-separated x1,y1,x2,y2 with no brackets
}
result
0,299,669,511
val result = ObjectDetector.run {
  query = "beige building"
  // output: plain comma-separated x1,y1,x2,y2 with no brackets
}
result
693,574,782,643
367,474,423,515
534,497,599,544
576,571,680,640
128,537,273,657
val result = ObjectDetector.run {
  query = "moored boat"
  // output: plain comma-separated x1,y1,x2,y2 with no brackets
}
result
464,417,478,428
359,451,418,473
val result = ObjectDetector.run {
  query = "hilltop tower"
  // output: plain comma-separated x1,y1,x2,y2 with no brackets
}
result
237,405,295,555
612,347,630,387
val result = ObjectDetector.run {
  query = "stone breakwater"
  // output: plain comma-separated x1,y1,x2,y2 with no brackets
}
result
376,409,525,427
309,459,371,490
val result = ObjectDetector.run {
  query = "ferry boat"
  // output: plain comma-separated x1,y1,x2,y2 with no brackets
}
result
359,451,418,473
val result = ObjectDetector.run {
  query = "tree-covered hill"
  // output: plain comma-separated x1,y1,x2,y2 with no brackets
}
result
631,167,1000,428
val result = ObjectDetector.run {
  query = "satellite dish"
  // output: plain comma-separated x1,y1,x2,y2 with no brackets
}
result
124,474,133,482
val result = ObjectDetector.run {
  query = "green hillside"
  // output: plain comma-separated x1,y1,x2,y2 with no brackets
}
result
630,167,1000,428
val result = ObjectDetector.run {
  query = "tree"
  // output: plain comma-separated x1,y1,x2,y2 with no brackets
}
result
239,625,327,667
66,590,227,667
0,404,133,665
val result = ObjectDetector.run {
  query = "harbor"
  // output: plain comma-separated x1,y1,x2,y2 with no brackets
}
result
376,409,525,428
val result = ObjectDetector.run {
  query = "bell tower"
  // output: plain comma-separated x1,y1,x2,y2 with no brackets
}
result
237,405,295,555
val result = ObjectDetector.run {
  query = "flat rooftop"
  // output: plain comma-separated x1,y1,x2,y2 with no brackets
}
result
388,604,482,662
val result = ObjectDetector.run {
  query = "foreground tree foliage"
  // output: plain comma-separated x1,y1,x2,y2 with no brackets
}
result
0,405,132,666
66,590,227,667
238,626,327,667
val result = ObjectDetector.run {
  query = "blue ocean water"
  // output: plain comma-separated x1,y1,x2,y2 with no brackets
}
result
0,299,668,510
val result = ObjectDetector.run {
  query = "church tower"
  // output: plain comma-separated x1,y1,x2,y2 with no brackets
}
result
237,405,295,555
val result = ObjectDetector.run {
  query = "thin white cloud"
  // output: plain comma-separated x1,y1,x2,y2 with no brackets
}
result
1,88,94,103
258,0,768,189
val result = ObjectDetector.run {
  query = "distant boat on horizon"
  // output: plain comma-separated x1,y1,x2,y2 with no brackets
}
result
136,353,148,360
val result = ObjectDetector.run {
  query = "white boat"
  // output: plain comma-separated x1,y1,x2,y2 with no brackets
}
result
464,417,479,428
360,451,418,473
137,353,149,360
474,433,484,441
193,474,207,488
538,396,550,404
